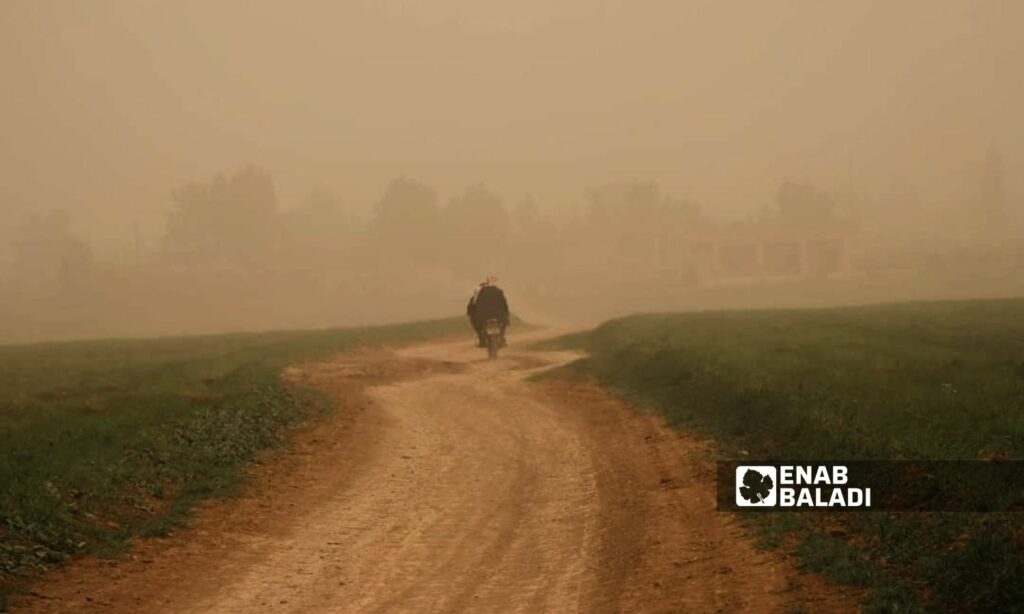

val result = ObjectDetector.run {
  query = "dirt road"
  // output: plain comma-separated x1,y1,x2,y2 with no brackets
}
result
20,331,855,613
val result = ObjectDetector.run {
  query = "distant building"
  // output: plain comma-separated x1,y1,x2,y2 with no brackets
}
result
652,220,852,286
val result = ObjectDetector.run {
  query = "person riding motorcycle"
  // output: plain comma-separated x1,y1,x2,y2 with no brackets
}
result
466,275,509,347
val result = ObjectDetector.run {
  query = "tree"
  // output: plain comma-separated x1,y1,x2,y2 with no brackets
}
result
372,177,439,235
369,177,442,262
587,180,661,223
444,184,508,241
440,184,509,277
289,189,354,248
163,165,278,269
770,181,836,226
10,210,92,291
510,196,541,236
585,180,701,227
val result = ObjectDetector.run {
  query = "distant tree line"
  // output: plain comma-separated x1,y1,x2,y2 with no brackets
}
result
2,156,1017,343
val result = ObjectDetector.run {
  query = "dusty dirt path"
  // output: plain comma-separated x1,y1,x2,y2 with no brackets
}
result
18,330,857,613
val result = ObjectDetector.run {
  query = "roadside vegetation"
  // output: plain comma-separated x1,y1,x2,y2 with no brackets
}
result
553,298,1024,613
0,317,466,604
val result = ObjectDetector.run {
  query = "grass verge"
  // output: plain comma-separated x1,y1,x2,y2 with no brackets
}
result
0,317,467,603
550,298,1024,613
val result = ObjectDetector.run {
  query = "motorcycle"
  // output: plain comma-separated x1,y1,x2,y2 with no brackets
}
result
483,319,505,360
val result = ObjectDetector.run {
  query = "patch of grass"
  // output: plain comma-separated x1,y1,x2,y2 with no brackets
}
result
554,298,1024,613
0,317,465,598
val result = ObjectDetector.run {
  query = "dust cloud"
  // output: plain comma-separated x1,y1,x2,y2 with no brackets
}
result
1,1,1022,344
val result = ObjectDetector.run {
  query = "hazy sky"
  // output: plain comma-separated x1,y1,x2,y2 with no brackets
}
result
2,0,1021,256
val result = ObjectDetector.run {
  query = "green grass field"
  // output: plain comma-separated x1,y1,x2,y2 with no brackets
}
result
0,317,466,602
553,298,1024,613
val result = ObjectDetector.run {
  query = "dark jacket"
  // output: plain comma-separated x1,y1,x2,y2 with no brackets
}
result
468,285,509,325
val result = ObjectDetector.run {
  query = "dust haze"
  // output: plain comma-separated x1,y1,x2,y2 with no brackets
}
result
1,1,1022,344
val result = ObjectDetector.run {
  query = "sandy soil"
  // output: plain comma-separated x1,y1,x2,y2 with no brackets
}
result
16,330,859,613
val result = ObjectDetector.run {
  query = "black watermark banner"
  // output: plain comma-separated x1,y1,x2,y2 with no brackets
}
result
717,461,1024,512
